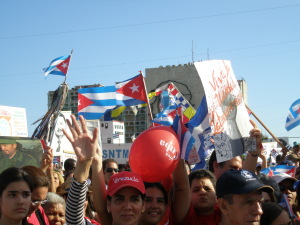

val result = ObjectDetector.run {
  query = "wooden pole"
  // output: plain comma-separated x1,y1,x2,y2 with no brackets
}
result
246,105,286,149
140,71,154,126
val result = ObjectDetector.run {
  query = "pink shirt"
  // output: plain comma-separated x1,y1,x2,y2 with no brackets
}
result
27,206,50,225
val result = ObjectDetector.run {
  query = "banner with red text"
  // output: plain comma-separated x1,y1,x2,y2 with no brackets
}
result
194,60,254,162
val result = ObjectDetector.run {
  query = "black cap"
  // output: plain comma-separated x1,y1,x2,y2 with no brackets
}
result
216,169,273,198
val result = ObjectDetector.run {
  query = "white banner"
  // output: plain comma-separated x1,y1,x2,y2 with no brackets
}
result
194,60,254,162
0,105,28,137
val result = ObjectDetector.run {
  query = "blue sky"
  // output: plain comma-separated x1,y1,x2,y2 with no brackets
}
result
1,0,300,145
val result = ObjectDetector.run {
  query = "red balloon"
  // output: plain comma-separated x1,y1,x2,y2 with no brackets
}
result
129,126,180,182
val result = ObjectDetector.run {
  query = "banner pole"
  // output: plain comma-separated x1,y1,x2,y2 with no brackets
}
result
140,71,154,126
246,105,286,149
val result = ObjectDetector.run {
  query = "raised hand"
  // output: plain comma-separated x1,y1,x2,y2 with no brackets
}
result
63,115,98,162
40,146,54,172
249,120,262,151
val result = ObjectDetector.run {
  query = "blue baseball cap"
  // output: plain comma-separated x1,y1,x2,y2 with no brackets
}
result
216,169,273,198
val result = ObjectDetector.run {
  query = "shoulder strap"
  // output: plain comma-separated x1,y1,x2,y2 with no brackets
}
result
35,209,46,225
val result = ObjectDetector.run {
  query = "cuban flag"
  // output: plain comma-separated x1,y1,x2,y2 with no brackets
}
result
78,86,117,120
116,74,147,106
188,95,213,169
172,113,195,160
43,54,72,77
113,133,119,139
286,99,300,131
260,165,296,177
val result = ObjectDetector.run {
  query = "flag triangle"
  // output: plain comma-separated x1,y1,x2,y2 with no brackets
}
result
56,56,71,75
78,93,95,112
116,75,147,102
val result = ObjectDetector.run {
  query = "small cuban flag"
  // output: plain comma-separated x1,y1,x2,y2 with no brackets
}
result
43,52,72,77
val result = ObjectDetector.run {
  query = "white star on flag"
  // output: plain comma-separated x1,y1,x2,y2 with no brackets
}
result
129,83,139,93
61,62,68,69
78,99,81,106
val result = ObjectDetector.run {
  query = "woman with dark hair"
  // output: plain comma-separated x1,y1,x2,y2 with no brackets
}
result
0,167,34,225
22,165,50,225
139,182,168,225
260,202,291,225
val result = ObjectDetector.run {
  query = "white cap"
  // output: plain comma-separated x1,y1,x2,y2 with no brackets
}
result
271,173,297,184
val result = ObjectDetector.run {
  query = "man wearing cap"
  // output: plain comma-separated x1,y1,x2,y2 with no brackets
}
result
271,173,297,208
0,138,38,173
217,169,273,225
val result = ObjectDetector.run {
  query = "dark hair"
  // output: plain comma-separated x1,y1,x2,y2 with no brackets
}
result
64,158,76,173
22,166,50,189
258,173,281,203
0,167,34,225
144,182,168,205
0,167,34,195
102,158,118,171
260,202,287,225
188,169,216,189
208,150,227,173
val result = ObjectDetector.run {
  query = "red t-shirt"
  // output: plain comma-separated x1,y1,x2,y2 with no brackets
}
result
170,203,222,225
27,206,50,225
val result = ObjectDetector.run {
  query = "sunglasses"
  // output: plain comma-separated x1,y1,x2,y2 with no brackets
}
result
279,185,295,192
105,168,119,173
31,199,48,206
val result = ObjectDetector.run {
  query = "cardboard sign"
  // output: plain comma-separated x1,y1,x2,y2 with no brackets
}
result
194,60,254,162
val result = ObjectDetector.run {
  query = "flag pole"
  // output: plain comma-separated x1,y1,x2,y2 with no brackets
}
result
63,49,73,84
140,71,154,126
246,105,286,149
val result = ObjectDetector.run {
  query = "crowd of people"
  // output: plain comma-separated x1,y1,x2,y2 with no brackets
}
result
1,114,300,225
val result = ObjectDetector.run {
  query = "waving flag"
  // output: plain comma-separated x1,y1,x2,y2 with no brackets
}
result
172,114,195,160
43,54,72,77
286,99,300,131
149,82,196,124
116,74,147,106
78,86,117,120
260,165,296,177
188,95,212,169
151,105,179,126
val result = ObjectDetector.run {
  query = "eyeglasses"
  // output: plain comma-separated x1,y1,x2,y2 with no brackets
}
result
279,185,295,192
31,199,48,206
105,168,119,173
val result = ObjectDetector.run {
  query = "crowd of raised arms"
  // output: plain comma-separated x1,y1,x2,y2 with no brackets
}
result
1,114,300,225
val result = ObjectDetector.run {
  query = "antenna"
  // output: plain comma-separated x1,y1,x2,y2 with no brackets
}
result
192,40,194,63
207,48,210,60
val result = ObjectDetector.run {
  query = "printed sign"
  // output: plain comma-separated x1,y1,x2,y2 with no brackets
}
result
0,106,28,137
0,136,43,173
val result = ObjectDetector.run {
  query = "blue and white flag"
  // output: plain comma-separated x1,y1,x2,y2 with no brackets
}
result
286,99,300,131
151,105,179,126
260,165,296,177
113,133,119,139
188,96,212,169
78,86,117,120
172,114,195,160
43,54,71,77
